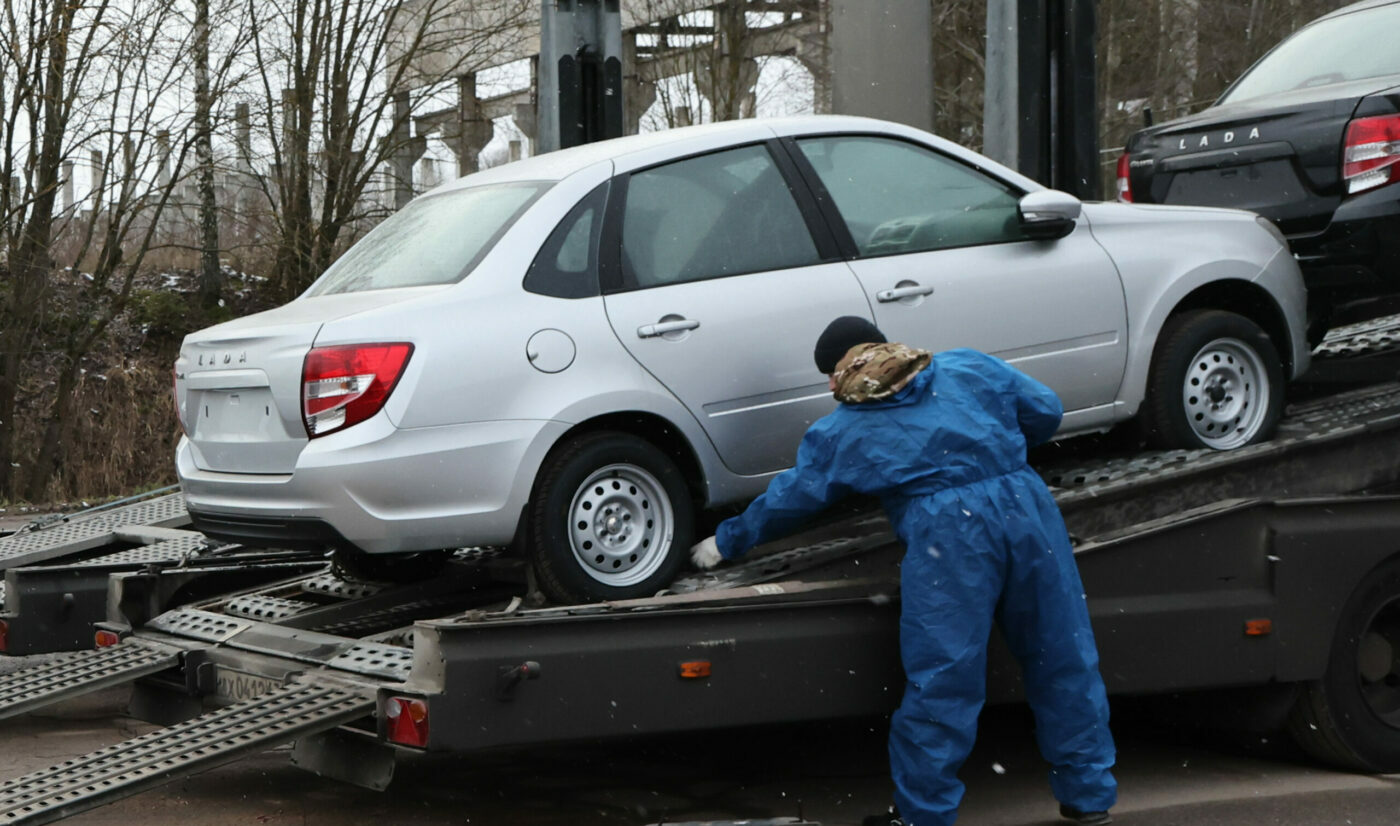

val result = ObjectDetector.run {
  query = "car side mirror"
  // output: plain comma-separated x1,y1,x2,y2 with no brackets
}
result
1019,190,1082,241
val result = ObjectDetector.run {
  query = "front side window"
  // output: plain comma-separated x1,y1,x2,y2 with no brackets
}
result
620,144,820,289
796,136,1026,257
305,182,549,296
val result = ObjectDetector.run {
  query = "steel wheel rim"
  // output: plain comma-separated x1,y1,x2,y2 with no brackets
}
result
1181,337,1270,450
1357,596,1400,727
568,463,674,587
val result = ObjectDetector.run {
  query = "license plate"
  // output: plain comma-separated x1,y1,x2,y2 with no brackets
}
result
213,667,285,704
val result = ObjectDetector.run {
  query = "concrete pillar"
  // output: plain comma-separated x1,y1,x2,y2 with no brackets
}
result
418,157,439,190
388,91,426,209
451,73,495,177
156,130,171,190
61,161,74,212
235,102,253,174
89,150,104,214
827,0,933,132
622,32,656,135
509,140,523,162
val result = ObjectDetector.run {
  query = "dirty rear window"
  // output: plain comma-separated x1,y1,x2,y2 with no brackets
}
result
304,182,550,296
1219,4,1400,104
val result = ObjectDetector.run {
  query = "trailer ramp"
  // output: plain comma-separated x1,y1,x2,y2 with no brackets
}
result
0,639,182,722
0,494,189,571
0,678,375,825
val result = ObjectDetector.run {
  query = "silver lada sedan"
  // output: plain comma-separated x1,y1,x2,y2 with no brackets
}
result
175,115,1310,604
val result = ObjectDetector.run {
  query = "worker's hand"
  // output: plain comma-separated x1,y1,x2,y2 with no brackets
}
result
690,535,723,569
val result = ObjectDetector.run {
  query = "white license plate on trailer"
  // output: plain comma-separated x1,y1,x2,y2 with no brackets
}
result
213,667,284,703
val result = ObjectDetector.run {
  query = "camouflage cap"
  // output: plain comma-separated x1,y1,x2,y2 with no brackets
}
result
832,342,932,403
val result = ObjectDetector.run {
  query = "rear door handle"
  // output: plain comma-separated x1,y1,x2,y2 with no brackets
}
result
637,318,700,338
876,284,935,302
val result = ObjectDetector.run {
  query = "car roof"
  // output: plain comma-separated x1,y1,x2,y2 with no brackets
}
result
1318,0,1399,23
432,115,965,193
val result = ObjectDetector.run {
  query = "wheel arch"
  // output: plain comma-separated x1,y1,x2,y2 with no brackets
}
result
1164,280,1297,377
545,411,708,505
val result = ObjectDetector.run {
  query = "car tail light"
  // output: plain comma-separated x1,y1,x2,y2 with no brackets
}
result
1343,114,1400,195
384,696,429,748
171,367,188,437
302,343,414,438
1115,152,1133,202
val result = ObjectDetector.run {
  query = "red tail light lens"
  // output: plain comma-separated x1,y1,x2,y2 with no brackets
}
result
94,629,121,648
302,343,414,438
384,696,430,748
1343,114,1400,195
0,620,9,653
1115,153,1133,202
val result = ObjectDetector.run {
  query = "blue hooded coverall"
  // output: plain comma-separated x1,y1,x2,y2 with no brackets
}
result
715,349,1117,825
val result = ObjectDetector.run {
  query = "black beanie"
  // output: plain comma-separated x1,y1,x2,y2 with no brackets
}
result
814,316,887,374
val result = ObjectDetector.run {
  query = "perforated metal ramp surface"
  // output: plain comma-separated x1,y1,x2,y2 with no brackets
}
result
0,640,181,721
0,680,375,825
0,494,188,570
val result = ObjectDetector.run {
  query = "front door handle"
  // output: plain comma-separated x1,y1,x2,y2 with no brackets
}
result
876,284,935,302
637,318,700,338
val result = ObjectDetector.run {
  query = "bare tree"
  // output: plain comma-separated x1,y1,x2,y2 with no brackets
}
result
8,1,203,500
240,0,532,302
0,0,203,498
193,0,222,309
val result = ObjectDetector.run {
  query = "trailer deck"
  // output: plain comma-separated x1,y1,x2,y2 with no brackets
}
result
1,317,1400,823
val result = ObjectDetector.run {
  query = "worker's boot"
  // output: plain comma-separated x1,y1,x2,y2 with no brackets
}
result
1059,803,1113,825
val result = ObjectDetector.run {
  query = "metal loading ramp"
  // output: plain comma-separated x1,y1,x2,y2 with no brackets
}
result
0,679,375,825
0,640,182,722
0,494,189,570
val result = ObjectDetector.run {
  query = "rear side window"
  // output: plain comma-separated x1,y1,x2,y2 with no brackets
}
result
620,144,820,289
796,136,1026,257
525,182,608,298
1220,4,1400,104
305,182,549,296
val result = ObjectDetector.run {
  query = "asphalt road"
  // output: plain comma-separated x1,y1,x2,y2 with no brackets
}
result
2,686,1397,826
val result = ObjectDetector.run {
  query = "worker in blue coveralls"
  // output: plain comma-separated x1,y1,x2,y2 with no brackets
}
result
690,316,1118,826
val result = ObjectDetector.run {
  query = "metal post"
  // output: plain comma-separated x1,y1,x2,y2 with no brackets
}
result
536,0,624,153
983,0,1099,199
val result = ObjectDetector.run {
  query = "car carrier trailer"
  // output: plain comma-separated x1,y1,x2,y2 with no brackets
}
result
1,322,1400,823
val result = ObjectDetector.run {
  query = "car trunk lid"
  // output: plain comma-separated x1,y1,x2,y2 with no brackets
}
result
175,292,410,474
1125,81,1389,235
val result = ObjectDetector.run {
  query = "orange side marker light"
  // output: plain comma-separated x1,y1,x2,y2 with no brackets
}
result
679,661,712,679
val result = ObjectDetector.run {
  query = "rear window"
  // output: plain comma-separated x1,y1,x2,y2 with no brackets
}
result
1219,4,1400,104
304,182,550,296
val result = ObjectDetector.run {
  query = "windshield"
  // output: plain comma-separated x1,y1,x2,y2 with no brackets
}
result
1219,4,1400,105
304,182,550,296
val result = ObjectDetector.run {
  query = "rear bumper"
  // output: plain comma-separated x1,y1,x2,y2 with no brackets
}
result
177,417,567,554
1291,182,1400,297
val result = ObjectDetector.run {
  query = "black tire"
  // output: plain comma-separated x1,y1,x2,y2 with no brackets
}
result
526,431,694,605
1140,309,1285,450
330,547,452,583
1289,556,1400,772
